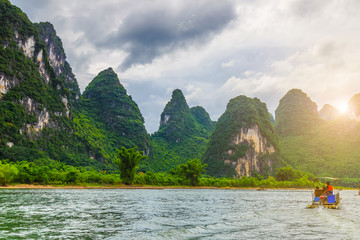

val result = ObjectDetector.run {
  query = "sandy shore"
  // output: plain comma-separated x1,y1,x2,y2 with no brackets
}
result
0,184,324,190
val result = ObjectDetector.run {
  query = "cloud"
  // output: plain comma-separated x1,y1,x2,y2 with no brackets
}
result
8,0,360,133
221,60,235,68
96,1,236,70
219,41,360,115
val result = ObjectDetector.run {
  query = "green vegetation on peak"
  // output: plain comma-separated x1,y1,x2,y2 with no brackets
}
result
83,68,125,98
155,89,192,142
79,68,150,158
35,21,81,102
149,89,214,172
203,95,279,177
275,89,320,136
190,106,215,134
0,0,98,169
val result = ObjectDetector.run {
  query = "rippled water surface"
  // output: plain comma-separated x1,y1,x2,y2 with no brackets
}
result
0,189,360,239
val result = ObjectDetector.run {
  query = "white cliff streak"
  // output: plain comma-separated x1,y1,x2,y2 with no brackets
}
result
0,74,20,98
225,125,275,178
36,50,50,83
18,36,35,58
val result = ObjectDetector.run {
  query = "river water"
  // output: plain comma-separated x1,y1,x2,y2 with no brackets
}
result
0,189,359,239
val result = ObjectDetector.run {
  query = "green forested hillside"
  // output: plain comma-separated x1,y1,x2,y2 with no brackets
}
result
279,117,360,177
149,89,214,172
0,0,149,171
275,89,321,136
0,0,84,165
76,68,151,164
276,89,360,178
203,95,280,177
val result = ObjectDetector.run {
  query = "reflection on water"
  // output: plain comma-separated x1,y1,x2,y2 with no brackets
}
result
0,189,359,239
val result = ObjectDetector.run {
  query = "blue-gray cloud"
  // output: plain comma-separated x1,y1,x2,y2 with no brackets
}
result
97,1,236,70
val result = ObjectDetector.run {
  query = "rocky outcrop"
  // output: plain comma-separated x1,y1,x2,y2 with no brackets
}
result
224,125,275,177
19,97,55,134
35,22,81,101
0,73,20,98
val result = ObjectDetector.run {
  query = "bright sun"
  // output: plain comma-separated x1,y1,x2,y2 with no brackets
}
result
335,101,348,114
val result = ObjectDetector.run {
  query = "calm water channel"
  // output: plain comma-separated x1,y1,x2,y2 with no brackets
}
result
0,189,359,239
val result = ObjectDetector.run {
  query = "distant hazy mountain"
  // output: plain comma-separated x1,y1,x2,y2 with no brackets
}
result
275,89,320,136
319,104,341,121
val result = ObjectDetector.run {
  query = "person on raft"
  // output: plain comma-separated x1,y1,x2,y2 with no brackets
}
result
326,181,333,196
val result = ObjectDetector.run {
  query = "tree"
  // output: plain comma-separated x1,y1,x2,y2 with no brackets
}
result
177,158,207,186
114,147,147,185
275,166,300,181
0,161,19,186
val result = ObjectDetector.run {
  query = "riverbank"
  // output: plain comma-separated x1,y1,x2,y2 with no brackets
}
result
0,183,349,190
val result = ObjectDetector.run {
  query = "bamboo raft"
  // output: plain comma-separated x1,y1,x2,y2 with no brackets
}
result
307,189,341,209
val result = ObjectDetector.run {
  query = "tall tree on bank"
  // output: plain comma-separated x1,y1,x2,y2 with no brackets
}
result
114,147,147,185
176,158,207,186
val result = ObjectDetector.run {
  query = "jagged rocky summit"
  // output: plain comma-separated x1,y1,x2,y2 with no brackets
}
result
35,22,81,103
0,0,73,145
203,95,279,178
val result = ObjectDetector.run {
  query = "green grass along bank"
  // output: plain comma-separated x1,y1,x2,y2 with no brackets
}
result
0,159,358,189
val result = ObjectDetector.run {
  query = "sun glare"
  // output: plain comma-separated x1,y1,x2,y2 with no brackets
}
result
335,101,348,114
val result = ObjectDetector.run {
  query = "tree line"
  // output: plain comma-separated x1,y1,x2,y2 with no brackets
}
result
0,147,355,188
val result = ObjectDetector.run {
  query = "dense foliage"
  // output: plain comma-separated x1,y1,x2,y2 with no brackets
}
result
81,68,150,156
149,90,214,172
171,158,207,186
203,95,280,177
114,147,147,185
0,0,90,167
0,159,120,186
279,117,360,177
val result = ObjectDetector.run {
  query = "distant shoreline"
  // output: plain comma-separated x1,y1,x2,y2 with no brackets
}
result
0,184,353,190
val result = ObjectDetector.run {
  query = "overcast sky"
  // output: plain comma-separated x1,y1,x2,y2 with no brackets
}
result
10,0,360,133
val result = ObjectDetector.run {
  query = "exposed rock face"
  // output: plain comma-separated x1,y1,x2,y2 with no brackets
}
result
0,73,20,98
203,95,279,178
19,97,54,134
225,125,275,177
17,34,35,58
35,22,81,101
319,104,340,121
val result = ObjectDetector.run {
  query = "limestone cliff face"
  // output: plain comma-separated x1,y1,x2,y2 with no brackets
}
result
0,2,72,138
203,95,279,178
35,22,81,102
224,125,275,177
0,73,20,97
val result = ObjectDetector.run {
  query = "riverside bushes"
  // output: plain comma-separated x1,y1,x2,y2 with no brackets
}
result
0,158,348,189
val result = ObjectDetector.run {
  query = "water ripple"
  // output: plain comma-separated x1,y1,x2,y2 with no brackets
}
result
0,189,360,239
